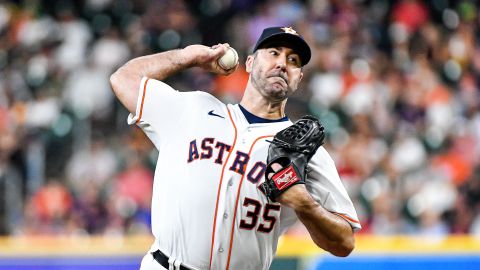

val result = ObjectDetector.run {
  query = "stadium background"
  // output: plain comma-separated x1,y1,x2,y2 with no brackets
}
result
0,0,479,269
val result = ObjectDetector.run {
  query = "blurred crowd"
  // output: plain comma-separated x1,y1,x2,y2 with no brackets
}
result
0,0,479,238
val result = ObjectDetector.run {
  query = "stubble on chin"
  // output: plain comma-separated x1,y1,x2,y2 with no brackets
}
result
253,74,289,102
268,81,290,98
250,61,294,102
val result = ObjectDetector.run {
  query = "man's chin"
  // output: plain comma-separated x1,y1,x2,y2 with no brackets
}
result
269,81,288,91
265,87,288,101
270,79,287,88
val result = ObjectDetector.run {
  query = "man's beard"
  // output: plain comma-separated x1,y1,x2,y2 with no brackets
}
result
252,68,291,102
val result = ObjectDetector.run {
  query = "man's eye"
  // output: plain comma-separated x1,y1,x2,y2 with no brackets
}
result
288,57,300,65
269,50,278,55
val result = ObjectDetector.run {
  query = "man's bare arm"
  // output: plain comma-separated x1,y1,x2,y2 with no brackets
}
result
109,44,236,114
278,185,355,257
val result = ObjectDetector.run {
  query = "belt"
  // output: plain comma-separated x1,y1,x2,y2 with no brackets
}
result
152,250,192,270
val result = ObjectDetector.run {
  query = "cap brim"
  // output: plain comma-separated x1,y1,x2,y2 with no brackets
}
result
254,33,311,66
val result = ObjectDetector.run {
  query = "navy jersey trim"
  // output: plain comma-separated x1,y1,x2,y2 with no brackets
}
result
238,104,289,124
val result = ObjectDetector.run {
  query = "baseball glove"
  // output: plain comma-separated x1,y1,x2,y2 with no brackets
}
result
260,115,325,202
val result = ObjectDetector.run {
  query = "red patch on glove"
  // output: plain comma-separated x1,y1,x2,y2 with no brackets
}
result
272,165,300,190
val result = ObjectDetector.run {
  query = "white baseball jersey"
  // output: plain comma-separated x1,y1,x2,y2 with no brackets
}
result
128,77,361,270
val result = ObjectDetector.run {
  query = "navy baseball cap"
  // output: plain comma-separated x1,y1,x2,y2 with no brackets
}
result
253,26,311,66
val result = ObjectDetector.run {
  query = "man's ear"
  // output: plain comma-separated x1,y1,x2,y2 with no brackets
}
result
245,55,254,73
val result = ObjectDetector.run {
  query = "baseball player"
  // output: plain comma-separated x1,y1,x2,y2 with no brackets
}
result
110,26,361,270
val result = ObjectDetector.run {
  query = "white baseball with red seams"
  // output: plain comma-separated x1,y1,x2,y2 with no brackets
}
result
129,77,361,270
217,47,238,70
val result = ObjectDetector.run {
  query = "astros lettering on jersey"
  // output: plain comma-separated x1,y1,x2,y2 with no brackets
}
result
129,77,361,270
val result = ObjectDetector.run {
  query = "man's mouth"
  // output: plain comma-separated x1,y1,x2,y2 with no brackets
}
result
268,73,288,85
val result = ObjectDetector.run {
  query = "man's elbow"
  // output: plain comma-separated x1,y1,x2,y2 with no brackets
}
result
109,67,138,113
316,234,355,257
109,68,131,100
109,70,122,95
331,235,355,257
110,61,134,94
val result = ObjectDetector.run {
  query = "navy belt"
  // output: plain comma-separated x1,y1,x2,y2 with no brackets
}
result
152,250,192,270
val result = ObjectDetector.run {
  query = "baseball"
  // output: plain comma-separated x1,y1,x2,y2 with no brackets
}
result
217,47,239,70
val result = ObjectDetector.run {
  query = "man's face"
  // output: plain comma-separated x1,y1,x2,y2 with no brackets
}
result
246,46,304,102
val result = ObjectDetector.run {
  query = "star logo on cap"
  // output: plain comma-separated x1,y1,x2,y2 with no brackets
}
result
281,27,298,35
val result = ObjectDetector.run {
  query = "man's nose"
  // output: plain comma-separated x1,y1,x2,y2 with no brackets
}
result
275,56,287,70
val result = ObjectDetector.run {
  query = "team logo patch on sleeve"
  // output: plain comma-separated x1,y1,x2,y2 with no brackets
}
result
272,165,300,190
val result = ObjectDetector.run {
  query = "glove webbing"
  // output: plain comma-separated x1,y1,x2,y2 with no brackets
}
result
270,139,311,153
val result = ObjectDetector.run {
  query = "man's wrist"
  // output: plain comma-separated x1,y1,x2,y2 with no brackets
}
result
176,47,198,68
277,185,318,210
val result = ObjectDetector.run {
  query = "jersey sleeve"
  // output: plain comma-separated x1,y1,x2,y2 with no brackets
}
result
306,148,362,232
278,207,298,235
127,77,191,147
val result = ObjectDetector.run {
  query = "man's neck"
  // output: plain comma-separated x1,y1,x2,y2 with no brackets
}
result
238,104,288,124
240,85,287,120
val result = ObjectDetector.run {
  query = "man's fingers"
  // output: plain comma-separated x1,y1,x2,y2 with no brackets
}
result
204,43,237,75
211,43,230,56
267,163,283,179
271,163,283,172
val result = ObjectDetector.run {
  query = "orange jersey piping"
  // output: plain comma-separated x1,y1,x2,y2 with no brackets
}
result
225,135,274,270
333,212,361,224
208,108,237,270
135,78,150,124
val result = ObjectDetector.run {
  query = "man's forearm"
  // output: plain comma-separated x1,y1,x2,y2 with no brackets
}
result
294,200,354,257
278,186,354,257
114,44,231,84
110,44,233,114
109,49,195,113
119,49,196,82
